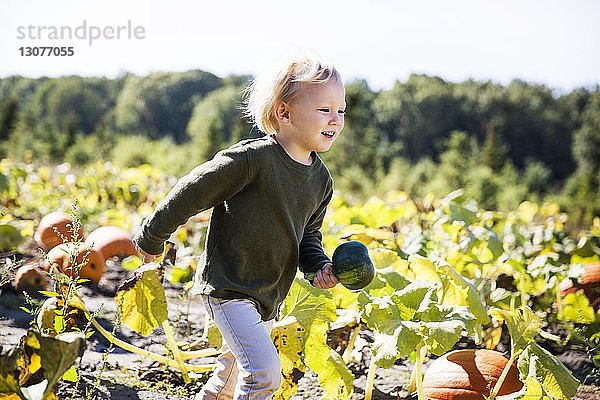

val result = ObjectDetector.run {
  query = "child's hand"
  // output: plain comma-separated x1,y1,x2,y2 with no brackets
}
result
313,263,339,289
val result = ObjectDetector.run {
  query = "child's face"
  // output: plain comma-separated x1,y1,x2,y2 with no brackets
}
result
284,80,346,154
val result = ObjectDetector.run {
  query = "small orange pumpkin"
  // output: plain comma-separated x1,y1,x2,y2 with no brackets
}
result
34,212,85,250
422,349,523,400
13,263,48,295
559,262,600,309
85,226,138,260
44,242,105,284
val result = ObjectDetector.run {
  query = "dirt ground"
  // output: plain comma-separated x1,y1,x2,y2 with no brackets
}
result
1,254,599,400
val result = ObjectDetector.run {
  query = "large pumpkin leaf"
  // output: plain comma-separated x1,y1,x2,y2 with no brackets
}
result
410,254,490,325
280,278,353,400
436,257,490,324
420,304,477,356
370,320,421,368
515,343,579,400
0,347,26,399
490,307,542,358
115,263,168,336
390,280,438,320
359,279,478,367
0,330,85,400
271,316,306,400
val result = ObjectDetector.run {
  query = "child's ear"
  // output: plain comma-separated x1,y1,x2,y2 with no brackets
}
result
275,103,291,125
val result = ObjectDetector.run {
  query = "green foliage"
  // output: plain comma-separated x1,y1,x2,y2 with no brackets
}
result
1,71,599,226
572,91,600,173
113,70,222,143
187,85,254,161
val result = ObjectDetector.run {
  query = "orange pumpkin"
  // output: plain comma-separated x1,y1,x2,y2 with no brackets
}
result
34,212,85,250
85,226,138,260
44,242,105,284
559,262,600,309
422,349,523,400
13,263,48,295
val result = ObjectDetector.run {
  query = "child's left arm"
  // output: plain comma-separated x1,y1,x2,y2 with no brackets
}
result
298,183,338,289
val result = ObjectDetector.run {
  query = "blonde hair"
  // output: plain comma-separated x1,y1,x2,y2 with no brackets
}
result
244,52,342,135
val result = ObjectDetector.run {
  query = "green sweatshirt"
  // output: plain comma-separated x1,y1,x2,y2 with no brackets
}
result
133,134,333,320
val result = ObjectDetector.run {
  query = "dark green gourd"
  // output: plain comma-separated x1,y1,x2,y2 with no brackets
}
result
332,241,375,290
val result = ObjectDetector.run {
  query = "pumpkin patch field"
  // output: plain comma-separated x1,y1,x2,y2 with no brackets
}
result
1,159,599,400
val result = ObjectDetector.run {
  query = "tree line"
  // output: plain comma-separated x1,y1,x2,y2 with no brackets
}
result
0,71,598,226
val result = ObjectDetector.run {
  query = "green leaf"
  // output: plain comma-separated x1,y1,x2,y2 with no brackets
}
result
115,263,168,336
280,278,353,399
448,202,477,225
420,320,464,356
437,258,490,324
420,304,477,355
359,267,411,299
359,294,399,330
377,267,412,292
516,343,579,400
371,321,421,367
35,330,85,387
470,226,504,260
0,224,22,251
390,280,438,320
561,292,595,324
490,307,542,358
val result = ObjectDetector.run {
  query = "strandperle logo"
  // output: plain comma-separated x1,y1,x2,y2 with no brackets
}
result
16,20,146,45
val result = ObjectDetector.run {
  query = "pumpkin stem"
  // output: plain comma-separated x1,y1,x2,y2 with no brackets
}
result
342,322,361,364
487,353,516,400
415,344,427,400
408,362,417,394
89,317,215,372
364,353,377,400
163,320,191,383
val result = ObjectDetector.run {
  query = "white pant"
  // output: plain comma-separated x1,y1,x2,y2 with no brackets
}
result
196,296,281,400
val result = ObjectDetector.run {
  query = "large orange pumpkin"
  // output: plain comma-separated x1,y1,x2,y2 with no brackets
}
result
43,242,105,284
422,349,523,400
85,226,138,260
559,262,600,309
34,212,85,250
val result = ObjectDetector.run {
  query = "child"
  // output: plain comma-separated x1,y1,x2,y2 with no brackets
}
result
133,52,345,399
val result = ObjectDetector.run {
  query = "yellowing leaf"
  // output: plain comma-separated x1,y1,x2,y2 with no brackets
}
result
408,255,440,286
271,316,306,400
561,292,595,324
516,343,579,400
369,248,399,268
61,365,78,382
280,278,353,399
116,263,168,336
484,326,503,350
28,354,41,375
491,307,542,358
518,201,539,223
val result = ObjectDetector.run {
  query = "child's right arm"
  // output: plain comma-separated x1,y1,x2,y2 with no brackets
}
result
133,148,250,256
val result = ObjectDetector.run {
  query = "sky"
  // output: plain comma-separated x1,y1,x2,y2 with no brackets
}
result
2,0,599,93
